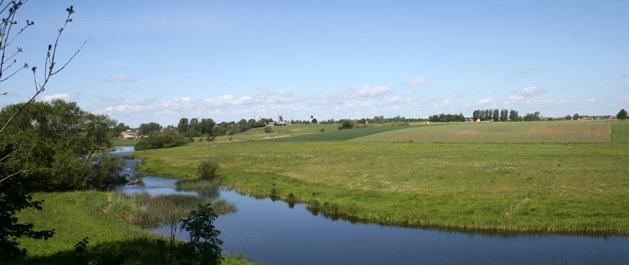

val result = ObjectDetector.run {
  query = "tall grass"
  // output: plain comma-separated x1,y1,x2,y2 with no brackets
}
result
102,192,236,227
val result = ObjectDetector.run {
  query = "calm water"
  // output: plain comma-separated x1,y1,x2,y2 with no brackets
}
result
114,147,629,265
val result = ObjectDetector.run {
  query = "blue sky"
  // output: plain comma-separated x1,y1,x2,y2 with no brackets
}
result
1,0,628,126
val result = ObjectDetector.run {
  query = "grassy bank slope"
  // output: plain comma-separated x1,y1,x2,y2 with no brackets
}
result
136,140,629,234
10,191,256,265
354,121,612,142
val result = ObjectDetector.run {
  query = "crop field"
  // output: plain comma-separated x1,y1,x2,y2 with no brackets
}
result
354,120,613,143
269,124,412,142
136,121,629,234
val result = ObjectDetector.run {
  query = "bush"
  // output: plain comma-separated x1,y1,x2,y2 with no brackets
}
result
135,131,188,150
198,161,219,180
319,128,325,132
338,119,354,130
263,127,273,133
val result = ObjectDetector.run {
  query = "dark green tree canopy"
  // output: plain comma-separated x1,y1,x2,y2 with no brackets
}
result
618,109,627,120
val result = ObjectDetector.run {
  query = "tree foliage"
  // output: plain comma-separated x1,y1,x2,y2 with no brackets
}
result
138,122,162,135
180,204,223,265
429,113,465,122
618,109,627,120
338,119,354,130
135,131,188,150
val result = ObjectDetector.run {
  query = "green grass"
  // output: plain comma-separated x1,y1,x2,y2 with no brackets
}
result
136,124,629,234
10,191,256,264
354,120,612,143
612,121,629,142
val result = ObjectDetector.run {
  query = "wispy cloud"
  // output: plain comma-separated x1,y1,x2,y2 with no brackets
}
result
503,86,563,109
408,77,428,88
104,74,136,82
354,85,392,97
473,97,495,107
42,93,71,102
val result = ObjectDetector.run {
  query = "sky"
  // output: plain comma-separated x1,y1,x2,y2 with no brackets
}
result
1,0,628,126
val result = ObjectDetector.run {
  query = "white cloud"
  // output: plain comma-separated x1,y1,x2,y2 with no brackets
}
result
354,85,392,97
42,93,70,102
408,77,428,88
473,97,495,107
502,86,563,109
104,74,135,82
520,86,542,96
586,98,596,103
206,95,254,106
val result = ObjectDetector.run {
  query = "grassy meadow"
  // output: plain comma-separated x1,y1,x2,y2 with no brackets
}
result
11,191,256,265
135,120,629,234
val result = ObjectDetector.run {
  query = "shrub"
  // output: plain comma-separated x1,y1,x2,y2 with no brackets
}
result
135,131,188,150
338,119,354,130
319,128,325,133
263,127,273,133
198,160,219,180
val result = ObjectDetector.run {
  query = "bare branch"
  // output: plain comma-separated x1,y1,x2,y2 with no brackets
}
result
0,169,25,184
51,40,86,76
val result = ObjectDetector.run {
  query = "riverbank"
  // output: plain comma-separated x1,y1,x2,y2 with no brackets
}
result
10,191,256,265
135,139,629,235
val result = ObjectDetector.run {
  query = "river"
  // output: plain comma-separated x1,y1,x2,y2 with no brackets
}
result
112,146,629,265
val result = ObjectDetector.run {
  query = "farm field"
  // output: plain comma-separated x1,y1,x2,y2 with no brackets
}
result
354,120,613,143
136,121,629,234
9,192,255,265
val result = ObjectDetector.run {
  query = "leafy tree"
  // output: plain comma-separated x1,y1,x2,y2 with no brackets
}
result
617,109,627,120
472,110,480,121
523,111,542,121
138,122,162,135
509,110,519,121
177,118,189,134
500,109,508,121
0,2,85,258
135,131,188,150
113,122,129,136
180,204,223,265
492,109,499,121
339,119,354,129
572,113,580,120
199,118,215,136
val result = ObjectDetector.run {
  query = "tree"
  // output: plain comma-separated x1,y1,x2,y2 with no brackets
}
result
180,204,223,265
199,118,216,136
500,109,508,121
135,131,188,150
113,122,129,136
509,110,519,121
339,119,354,129
492,109,499,121
0,3,83,257
523,111,542,121
617,109,627,120
177,118,189,134
138,122,162,135
572,113,580,120
188,118,200,137
472,110,480,121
